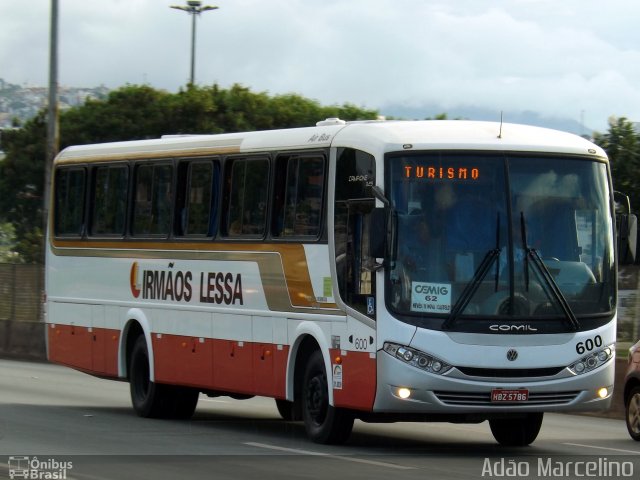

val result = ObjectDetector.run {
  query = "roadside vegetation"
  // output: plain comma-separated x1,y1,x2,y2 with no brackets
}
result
0,83,377,262
0,83,637,263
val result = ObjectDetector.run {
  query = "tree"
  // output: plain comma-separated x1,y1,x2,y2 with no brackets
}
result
0,84,378,263
426,113,448,120
0,222,19,262
0,111,47,262
593,117,640,212
60,85,174,144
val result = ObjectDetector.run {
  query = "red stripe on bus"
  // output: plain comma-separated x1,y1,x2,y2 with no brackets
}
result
330,348,377,411
50,326,378,408
48,324,119,377
153,336,289,397
49,326,291,398
152,333,214,388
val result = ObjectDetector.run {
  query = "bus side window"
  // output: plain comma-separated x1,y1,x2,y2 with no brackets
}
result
54,167,86,237
224,157,269,237
175,160,218,237
272,154,326,238
334,148,376,319
132,163,174,237
91,165,128,236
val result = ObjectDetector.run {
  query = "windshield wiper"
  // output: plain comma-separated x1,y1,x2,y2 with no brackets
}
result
441,247,501,330
520,212,580,331
442,213,502,331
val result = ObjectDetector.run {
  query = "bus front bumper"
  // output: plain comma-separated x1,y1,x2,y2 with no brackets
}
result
372,351,614,414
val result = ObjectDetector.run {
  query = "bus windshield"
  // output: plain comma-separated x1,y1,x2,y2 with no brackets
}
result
386,153,615,324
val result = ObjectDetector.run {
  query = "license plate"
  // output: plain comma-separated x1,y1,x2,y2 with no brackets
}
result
491,389,529,403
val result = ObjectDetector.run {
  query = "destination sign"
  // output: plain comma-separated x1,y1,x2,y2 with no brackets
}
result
403,165,480,181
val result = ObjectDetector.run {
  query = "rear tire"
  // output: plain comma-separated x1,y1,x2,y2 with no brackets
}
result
129,335,199,419
302,351,354,444
489,413,543,446
625,386,640,441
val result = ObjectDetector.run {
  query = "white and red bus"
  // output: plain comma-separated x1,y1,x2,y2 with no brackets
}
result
46,119,628,445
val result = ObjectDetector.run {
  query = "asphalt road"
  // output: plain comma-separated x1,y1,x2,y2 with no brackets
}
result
0,359,639,480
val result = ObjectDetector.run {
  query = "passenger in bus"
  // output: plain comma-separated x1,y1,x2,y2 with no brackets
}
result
445,192,496,281
400,212,446,281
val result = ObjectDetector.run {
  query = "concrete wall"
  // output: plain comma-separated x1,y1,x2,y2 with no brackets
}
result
0,319,46,361
0,264,43,323
0,264,46,360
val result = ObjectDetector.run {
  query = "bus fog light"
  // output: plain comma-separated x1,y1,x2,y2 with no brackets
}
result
432,361,442,372
575,362,585,373
597,387,608,399
397,387,411,399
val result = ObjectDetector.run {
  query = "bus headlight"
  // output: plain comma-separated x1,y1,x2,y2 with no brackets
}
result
567,344,614,375
383,342,452,375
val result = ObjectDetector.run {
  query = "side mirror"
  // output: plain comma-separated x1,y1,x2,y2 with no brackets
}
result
618,213,637,265
614,191,632,215
369,208,387,259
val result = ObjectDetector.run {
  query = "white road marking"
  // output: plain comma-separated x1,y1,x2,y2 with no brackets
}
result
563,443,640,455
244,442,416,470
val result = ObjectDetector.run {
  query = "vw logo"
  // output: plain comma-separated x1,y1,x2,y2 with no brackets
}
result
506,349,518,361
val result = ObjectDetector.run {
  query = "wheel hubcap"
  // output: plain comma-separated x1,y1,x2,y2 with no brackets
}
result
307,374,328,425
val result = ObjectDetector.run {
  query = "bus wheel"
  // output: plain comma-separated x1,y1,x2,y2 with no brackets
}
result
489,413,543,446
625,386,640,441
275,399,301,421
302,350,354,444
129,336,199,419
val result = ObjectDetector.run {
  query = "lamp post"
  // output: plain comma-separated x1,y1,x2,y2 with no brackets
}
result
170,1,219,85
43,0,59,259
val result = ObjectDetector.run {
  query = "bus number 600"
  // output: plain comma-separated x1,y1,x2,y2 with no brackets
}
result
354,338,369,350
576,335,602,355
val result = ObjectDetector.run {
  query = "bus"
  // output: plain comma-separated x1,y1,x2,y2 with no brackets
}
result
46,119,632,446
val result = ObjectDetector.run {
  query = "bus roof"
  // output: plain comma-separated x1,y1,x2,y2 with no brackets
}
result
54,120,606,164
332,120,606,158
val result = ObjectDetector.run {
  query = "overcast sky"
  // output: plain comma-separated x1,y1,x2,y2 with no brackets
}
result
2,0,640,132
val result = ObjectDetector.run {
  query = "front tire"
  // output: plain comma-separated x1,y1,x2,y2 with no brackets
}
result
302,351,354,444
489,413,543,446
129,336,199,419
625,386,640,441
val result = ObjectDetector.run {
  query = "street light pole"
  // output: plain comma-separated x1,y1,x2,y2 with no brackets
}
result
170,1,219,86
190,8,197,85
43,0,59,253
